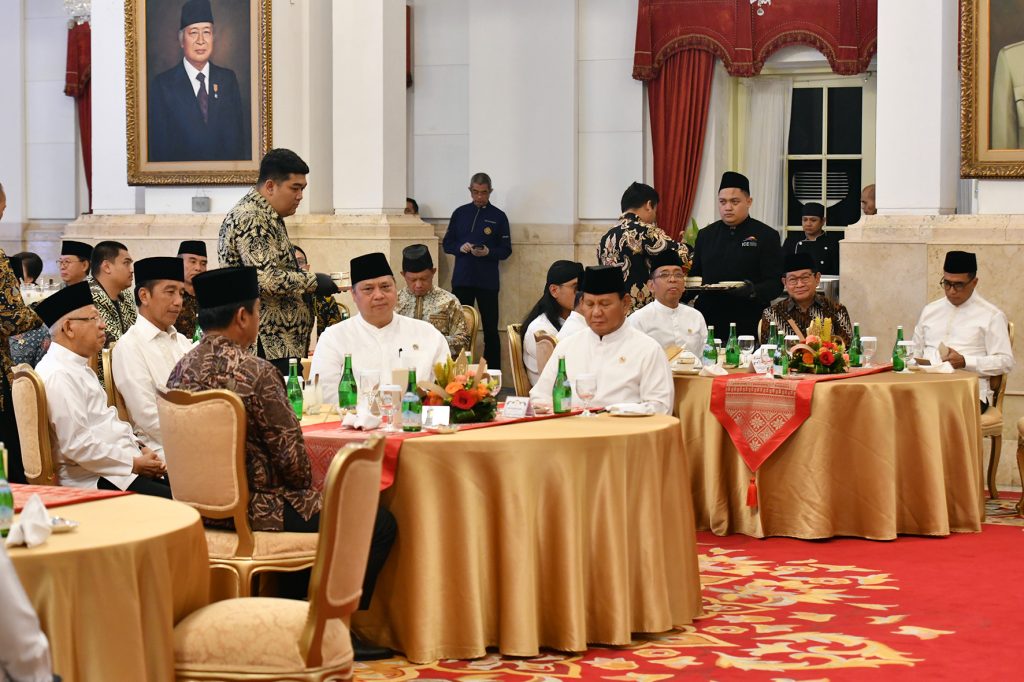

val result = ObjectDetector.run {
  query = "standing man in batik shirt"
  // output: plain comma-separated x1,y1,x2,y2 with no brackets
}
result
395,244,470,358
218,148,338,374
88,240,138,384
175,240,208,339
598,182,691,313
759,253,853,346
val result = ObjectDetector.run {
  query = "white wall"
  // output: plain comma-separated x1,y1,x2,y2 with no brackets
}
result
0,0,26,230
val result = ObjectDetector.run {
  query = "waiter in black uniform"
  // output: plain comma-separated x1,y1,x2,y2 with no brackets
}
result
689,171,783,337
782,202,840,275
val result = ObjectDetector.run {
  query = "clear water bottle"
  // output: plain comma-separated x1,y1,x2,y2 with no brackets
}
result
0,442,14,538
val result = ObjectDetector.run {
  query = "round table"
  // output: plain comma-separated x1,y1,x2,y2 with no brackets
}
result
351,414,702,663
9,495,210,682
674,370,985,539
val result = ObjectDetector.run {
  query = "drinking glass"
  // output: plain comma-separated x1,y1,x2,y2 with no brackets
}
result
379,384,401,432
861,336,877,366
897,340,914,372
784,335,799,353
759,345,777,374
357,369,380,414
486,369,502,396
738,335,756,365
576,374,597,417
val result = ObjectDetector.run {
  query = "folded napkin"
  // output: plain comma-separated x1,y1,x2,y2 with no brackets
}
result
6,494,52,548
606,402,655,415
341,412,383,430
919,361,954,374
699,364,728,377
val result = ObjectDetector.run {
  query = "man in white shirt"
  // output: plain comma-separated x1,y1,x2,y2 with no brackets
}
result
628,249,707,355
34,283,170,497
557,290,587,340
531,265,674,414
311,252,450,400
912,250,1014,411
112,257,194,458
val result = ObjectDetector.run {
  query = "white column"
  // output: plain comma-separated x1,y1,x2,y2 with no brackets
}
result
331,0,407,214
875,0,959,214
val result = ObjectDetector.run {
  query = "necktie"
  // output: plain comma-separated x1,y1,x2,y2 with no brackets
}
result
196,72,209,123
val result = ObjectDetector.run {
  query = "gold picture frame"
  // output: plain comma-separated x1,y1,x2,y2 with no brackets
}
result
125,0,272,185
961,0,1024,177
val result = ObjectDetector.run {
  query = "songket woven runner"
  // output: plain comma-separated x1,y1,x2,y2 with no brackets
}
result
709,365,891,506
11,483,130,513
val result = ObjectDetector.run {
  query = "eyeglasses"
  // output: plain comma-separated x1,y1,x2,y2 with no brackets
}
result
66,315,100,324
653,272,684,282
785,273,816,286
56,258,86,266
939,278,972,291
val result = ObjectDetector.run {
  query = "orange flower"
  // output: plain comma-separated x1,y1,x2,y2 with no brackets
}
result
802,351,814,365
476,382,491,398
445,381,466,394
424,394,445,406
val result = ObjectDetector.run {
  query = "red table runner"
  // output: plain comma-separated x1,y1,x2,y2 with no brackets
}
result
708,365,891,505
302,411,583,492
11,483,131,513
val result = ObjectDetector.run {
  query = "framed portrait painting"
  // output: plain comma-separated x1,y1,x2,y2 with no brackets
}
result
125,0,272,185
961,0,1024,177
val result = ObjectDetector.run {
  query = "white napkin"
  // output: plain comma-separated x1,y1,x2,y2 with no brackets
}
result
606,402,655,415
341,412,382,430
5,494,52,548
919,361,954,374
698,364,728,377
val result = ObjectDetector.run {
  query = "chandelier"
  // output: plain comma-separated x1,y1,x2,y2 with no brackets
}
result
63,0,90,24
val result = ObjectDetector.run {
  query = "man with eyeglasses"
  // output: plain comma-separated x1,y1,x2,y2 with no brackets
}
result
627,249,707,355
912,251,1014,412
310,253,450,402
758,252,852,345
442,172,512,369
782,202,840,275
34,283,171,497
57,240,92,287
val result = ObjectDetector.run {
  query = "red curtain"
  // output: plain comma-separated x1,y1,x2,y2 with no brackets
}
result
64,21,92,211
647,49,715,241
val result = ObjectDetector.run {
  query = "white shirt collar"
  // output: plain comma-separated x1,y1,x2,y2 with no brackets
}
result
49,340,90,367
135,314,177,340
652,299,680,314
182,58,210,84
588,321,631,343
354,313,399,334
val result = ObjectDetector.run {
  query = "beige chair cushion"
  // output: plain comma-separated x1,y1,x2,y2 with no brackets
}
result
1017,417,1024,438
981,406,1003,434
205,529,318,560
174,597,352,672
10,375,44,481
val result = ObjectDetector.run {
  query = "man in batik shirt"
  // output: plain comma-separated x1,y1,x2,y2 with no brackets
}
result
758,252,853,346
597,182,690,312
395,244,470,358
174,240,208,339
88,240,138,384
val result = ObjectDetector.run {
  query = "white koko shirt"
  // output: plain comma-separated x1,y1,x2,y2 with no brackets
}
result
522,314,560,386
627,299,708,355
557,310,587,340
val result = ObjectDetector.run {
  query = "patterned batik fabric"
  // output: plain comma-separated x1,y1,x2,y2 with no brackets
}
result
314,294,343,333
167,333,321,530
759,293,853,346
174,290,199,340
0,250,44,405
396,287,470,358
88,276,138,385
597,212,692,312
218,188,317,361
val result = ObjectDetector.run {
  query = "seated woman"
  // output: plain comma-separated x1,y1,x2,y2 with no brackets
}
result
8,252,50,367
520,260,582,385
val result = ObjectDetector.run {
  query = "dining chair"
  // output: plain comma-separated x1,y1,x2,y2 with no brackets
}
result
102,343,129,421
9,364,59,486
157,387,318,598
983,321,1014,499
506,323,531,396
172,437,385,681
1016,418,1024,516
462,304,481,360
534,330,558,377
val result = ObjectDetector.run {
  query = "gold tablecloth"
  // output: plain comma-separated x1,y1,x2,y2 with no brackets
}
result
675,370,985,539
9,495,210,682
352,414,701,663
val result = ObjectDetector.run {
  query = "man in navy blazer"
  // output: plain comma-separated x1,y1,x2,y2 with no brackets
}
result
148,0,249,162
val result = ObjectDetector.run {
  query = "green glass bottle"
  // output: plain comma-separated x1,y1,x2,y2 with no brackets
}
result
768,321,779,348
552,357,572,414
191,322,203,344
725,322,740,367
401,369,422,431
702,325,717,367
891,325,906,372
849,322,863,367
286,359,303,418
0,442,12,538
337,353,357,410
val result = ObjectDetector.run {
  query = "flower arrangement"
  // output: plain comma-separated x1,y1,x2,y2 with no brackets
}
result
787,317,850,375
422,355,499,423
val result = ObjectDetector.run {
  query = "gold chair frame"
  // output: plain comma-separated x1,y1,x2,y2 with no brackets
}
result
506,323,531,396
157,387,317,598
10,364,58,486
462,304,481,360
101,343,129,421
984,321,1014,499
534,329,558,378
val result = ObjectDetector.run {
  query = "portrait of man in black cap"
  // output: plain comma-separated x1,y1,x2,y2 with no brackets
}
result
146,0,250,162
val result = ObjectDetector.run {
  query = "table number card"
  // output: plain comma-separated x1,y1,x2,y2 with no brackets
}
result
502,396,533,419
750,355,773,375
422,405,451,427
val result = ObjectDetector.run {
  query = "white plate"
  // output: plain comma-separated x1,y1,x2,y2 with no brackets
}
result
50,517,79,533
672,367,702,375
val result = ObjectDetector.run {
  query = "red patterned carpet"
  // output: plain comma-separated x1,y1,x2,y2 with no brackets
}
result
355,523,1024,681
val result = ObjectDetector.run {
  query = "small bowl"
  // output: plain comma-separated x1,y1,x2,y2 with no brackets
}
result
50,517,79,533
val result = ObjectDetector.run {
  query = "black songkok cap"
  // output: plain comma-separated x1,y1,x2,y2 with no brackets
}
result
647,249,684,275
36,281,93,327
401,244,433,273
350,252,394,286
943,250,978,274
546,260,583,286
180,0,214,29
719,171,750,194
801,202,825,219
134,257,185,285
177,240,207,257
61,240,92,260
582,265,626,295
785,252,817,274
193,267,259,309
